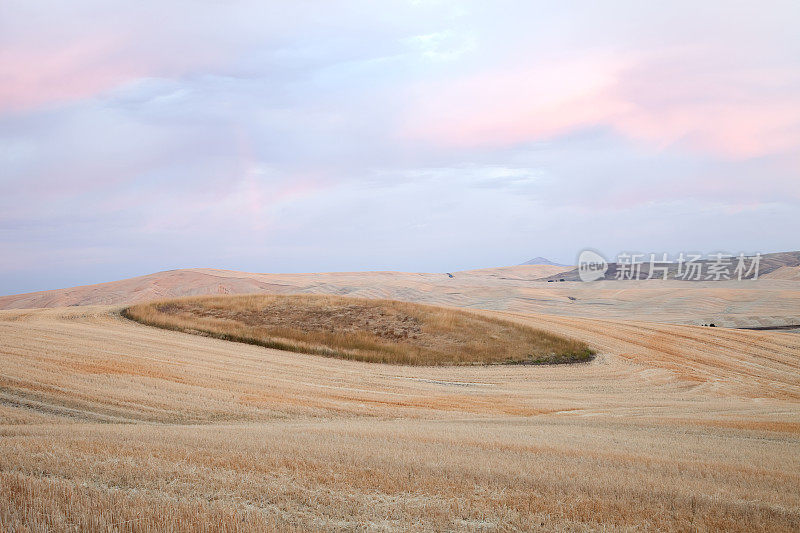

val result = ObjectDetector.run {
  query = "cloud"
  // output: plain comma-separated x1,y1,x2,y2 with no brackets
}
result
401,50,800,160
400,54,629,149
0,1,799,293
612,52,800,159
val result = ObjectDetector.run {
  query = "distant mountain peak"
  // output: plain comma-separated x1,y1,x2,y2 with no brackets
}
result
520,256,569,267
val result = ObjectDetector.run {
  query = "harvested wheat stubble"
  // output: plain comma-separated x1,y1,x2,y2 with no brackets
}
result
123,294,595,366
1,304,799,531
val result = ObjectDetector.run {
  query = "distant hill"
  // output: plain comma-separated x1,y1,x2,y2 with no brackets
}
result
520,257,570,267
0,265,572,310
1,251,797,311
762,265,800,281
539,251,800,282
456,264,572,280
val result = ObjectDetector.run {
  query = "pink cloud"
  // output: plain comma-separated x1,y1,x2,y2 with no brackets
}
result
614,55,800,159
401,55,628,149
134,125,330,236
616,98,800,159
0,35,151,112
401,54,800,160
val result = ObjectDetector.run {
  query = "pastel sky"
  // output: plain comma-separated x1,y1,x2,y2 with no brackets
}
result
2,1,799,294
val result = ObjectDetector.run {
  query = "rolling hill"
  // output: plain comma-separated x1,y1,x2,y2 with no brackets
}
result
542,251,800,282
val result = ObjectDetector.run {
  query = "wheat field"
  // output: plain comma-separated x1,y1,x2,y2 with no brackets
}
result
1,301,799,531
3,268,799,330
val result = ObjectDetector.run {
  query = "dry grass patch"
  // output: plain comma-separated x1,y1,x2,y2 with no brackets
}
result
123,294,594,366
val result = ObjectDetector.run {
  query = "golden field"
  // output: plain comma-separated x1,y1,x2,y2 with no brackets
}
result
0,268,799,531
0,309,798,529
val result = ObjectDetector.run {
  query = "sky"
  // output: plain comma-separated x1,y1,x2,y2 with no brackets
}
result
1,1,799,295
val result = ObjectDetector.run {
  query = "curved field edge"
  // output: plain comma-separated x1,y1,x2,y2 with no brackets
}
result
121,294,596,366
